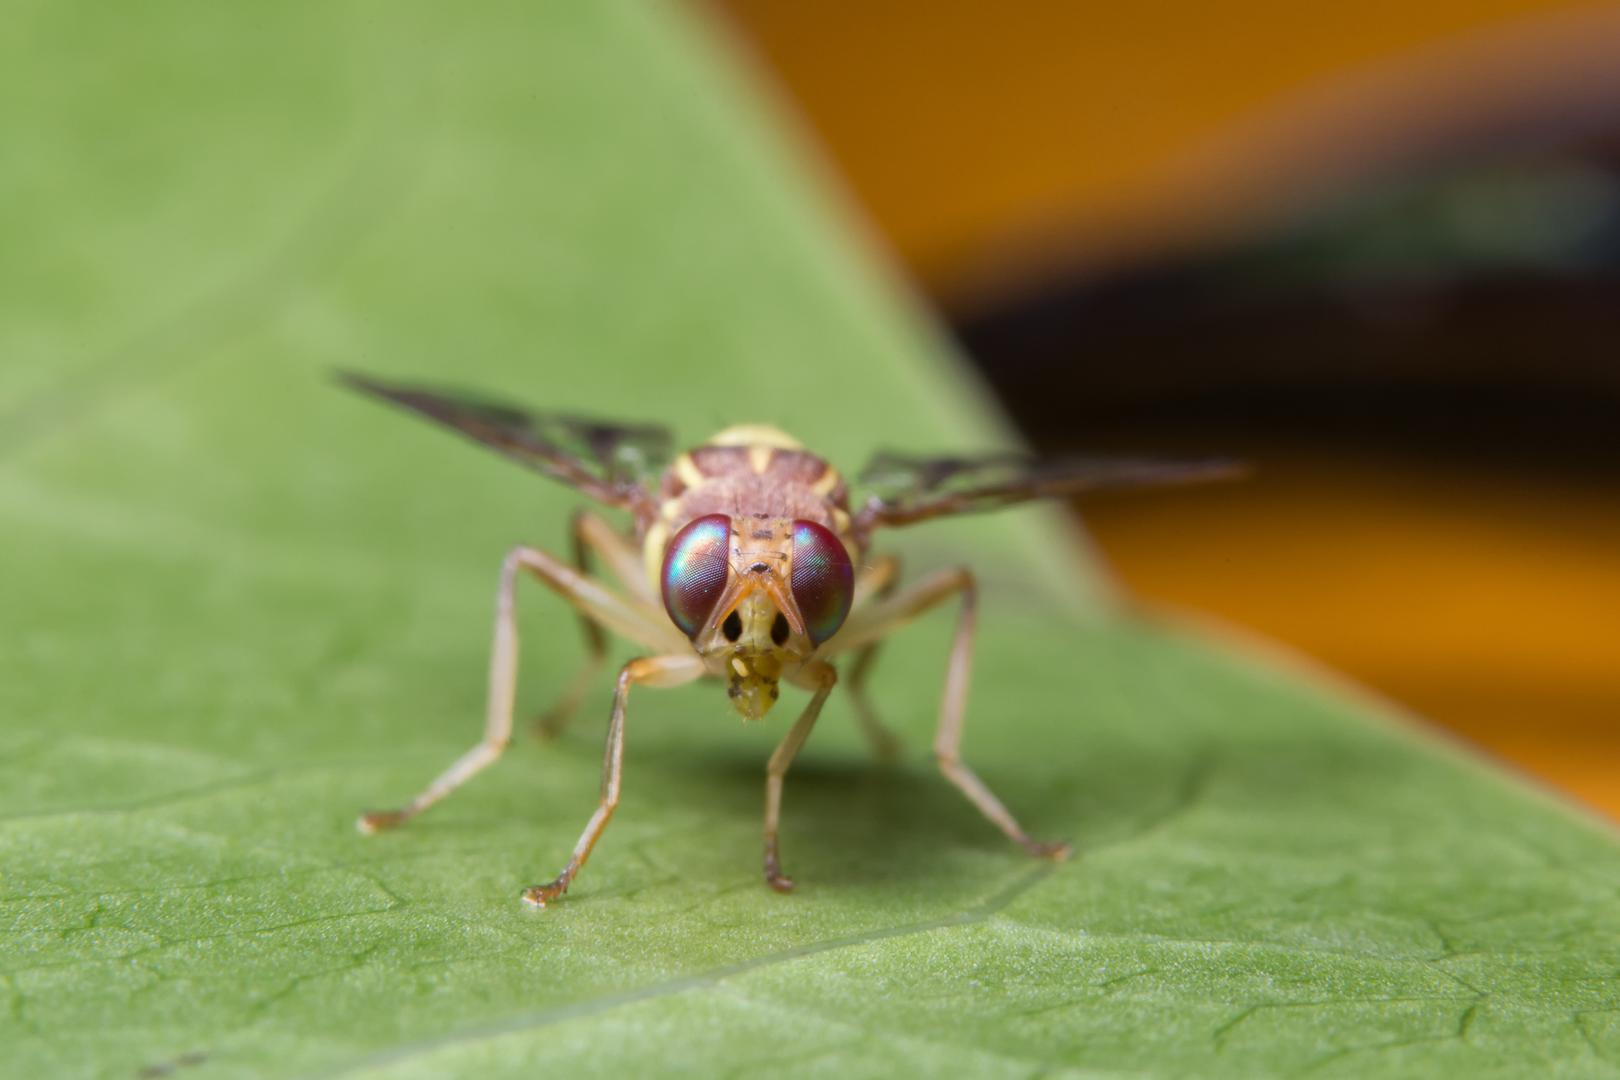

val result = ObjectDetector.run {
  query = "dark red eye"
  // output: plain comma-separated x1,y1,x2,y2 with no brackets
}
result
661,514,732,638
790,520,853,646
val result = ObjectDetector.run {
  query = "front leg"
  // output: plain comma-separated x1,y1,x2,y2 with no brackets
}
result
762,660,837,892
827,568,1071,860
523,653,702,907
358,544,686,834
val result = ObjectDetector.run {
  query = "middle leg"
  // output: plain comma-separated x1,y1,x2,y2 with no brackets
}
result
358,543,683,834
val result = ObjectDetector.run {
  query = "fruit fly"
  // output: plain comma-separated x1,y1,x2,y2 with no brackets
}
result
344,373,1235,906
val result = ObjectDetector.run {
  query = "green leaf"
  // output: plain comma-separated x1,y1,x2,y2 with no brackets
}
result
4,2,1620,1077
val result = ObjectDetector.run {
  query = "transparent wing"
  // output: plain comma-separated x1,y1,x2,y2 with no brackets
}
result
854,449,1244,535
340,371,672,516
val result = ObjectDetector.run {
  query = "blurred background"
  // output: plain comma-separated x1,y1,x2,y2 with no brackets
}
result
702,1,1620,815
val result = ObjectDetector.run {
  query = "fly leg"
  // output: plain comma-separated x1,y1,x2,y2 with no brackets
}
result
534,511,667,738
826,568,1071,860
761,660,837,892
845,555,903,762
523,653,703,907
358,544,687,833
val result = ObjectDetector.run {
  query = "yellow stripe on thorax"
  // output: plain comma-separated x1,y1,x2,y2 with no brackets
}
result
706,424,801,450
673,452,706,491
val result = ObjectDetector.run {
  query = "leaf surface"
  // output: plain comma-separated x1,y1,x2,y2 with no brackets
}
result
3,3,1620,1078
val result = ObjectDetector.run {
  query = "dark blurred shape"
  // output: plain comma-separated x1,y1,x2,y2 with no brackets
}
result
960,134,1620,473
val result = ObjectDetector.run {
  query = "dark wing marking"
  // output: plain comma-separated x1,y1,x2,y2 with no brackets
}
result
339,371,671,519
854,450,1244,539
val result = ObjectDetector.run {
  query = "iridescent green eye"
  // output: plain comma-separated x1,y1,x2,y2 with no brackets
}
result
790,520,853,646
661,514,732,638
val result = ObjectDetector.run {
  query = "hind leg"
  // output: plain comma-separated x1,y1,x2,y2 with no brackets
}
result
844,555,903,762
534,511,668,737
826,567,1070,859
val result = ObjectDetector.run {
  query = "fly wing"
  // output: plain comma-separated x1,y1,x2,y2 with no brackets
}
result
854,449,1243,536
340,371,672,517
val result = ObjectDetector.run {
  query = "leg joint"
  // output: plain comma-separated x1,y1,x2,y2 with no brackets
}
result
948,566,977,601
497,546,533,610
501,545,530,574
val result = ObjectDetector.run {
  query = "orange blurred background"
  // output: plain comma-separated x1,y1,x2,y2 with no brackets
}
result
708,1,1620,815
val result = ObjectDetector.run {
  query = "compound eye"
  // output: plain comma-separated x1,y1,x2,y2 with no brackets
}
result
790,520,854,646
661,514,732,639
